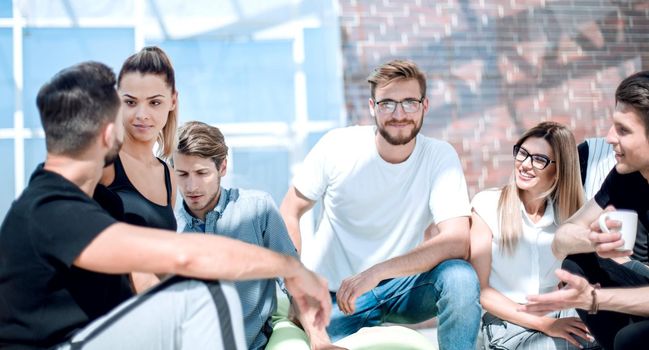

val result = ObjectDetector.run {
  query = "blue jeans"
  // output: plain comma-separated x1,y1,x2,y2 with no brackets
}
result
327,259,481,350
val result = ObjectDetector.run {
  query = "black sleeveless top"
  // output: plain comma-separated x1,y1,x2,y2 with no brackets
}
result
108,155,177,231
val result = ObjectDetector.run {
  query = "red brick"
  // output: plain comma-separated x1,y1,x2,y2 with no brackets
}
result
338,0,649,192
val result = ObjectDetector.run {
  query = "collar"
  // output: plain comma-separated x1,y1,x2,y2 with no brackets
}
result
520,198,556,228
180,187,230,229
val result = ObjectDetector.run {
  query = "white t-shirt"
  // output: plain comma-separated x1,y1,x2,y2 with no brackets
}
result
293,125,471,290
471,189,561,304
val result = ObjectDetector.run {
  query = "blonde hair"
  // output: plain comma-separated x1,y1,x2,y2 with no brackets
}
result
498,121,585,254
118,46,177,159
367,59,426,99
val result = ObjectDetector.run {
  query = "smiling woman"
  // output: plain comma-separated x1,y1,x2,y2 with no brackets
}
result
468,122,600,350
98,46,179,293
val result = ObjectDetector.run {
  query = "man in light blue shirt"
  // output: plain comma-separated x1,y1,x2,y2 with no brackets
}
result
173,121,299,350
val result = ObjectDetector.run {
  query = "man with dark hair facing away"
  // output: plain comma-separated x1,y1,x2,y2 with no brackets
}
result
0,61,330,350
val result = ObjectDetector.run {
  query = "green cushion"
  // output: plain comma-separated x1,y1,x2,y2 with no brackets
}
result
266,293,438,350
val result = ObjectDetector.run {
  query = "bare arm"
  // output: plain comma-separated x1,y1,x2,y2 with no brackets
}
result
278,187,340,345
75,223,332,327
291,298,348,350
469,212,589,346
279,186,316,254
598,286,649,316
470,211,539,328
523,269,649,317
335,216,470,315
371,216,470,279
77,223,302,279
552,199,603,259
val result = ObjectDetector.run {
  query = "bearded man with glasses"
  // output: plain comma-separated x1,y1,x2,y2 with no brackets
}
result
280,59,480,349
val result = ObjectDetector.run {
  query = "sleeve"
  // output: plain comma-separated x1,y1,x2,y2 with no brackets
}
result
471,190,489,218
470,190,500,240
259,193,299,296
593,167,618,209
291,131,334,201
33,195,117,267
260,193,298,258
428,142,471,223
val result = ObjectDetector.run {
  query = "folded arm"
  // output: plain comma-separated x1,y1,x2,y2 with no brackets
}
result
552,199,603,259
523,269,649,317
553,200,632,260
335,216,470,315
367,216,470,279
75,223,332,328
470,211,590,347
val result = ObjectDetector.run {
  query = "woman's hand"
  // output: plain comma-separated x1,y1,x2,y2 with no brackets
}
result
538,316,592,348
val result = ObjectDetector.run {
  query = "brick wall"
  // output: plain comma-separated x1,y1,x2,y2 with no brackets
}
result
338,0,649,196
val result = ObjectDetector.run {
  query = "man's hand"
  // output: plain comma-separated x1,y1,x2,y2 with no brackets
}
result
285,264,332,329
290,297,349,350
314,345,349,350
307,326,348,350
336,267,381,315
588,208,633,259
520,269,594,315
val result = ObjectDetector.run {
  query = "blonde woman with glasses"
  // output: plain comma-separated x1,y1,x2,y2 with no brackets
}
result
470,122,600,349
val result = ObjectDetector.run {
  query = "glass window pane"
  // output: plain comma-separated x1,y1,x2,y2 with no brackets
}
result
304,27,343,122
0,29,13,128
23,28,134,128
23,137,45,187
0,0,11,17
230,147,289,205
156,39,295,124
0,139,14,220
18,0,132,22
307,131,327,151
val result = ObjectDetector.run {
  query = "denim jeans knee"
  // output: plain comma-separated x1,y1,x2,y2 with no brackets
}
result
327,259,481,349
432,259,481,350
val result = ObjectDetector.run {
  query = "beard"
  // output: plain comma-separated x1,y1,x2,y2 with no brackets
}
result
185,188,220,216
375,114,423,146
103,138,123,167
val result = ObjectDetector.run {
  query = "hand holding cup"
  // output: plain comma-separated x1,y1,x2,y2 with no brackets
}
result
589,209,637,258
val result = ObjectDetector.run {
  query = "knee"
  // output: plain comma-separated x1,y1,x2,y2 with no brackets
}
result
562,254,588,275
433,259,479,300
614,321,649,350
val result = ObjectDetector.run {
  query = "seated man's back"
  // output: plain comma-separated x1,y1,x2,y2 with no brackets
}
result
0,167,133,347
0,60,330,350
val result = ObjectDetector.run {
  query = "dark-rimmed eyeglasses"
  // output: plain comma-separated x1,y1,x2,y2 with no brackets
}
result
373,98,424,115
513,145,555,170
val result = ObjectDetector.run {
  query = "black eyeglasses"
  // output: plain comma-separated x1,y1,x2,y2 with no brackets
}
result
513,145,555,170
373,98,424,115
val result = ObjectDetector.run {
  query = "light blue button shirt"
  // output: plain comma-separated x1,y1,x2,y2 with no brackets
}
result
177,188,298,350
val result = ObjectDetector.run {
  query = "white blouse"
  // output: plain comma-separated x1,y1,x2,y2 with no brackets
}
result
472,189,562,304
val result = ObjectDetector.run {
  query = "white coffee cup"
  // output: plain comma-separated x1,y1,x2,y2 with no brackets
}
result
598,210,638,251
